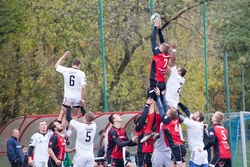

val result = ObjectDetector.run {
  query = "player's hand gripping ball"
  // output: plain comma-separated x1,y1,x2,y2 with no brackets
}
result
150,13,161,24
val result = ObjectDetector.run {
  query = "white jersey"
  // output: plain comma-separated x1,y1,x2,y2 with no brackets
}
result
165,66,185,108
56,65,86,99
183,114,204,151
70,119,96,153
29,132,51,162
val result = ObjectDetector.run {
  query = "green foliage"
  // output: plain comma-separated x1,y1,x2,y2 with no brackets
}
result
208,0,250,111
0,0,249,128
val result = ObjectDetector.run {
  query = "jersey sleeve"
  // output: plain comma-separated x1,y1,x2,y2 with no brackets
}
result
48,135,58,149
80,72,87,85
109,128,132,147
29,134,36,147
183,117,196,127
151,26,161,56
70,119,82,131
170,66,178,75
56,65,68,73
47,131,54,140
204,126,215,150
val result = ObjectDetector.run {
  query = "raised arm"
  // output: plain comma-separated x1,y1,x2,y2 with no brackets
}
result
135,98,154,132
66,106,72,123
55,51,70,68
155,87,171,125
178,102,191,117
161,93,168,113
170,43,178,67
151,26,160,56
151,19,161,56
158,28,165,44
135,105,149,132
80,106,86,117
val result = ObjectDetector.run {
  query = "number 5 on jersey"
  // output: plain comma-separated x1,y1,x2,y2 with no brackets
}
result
85,131,91,142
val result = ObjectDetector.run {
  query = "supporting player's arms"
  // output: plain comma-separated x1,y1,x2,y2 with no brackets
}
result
156,95,171,124
161,94,169,112
135,105,150,132
80,106,86,117
177,110,184,123
178,102,191,117
66,106,72,123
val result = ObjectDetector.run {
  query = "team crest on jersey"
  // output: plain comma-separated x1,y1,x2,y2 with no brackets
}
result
112,135,116,139
49,142,52,145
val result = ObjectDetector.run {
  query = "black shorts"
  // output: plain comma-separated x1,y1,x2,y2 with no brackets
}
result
171,144,186,164
107,157,124,167
210,157,231,167
147,80,166,101
48,158,62,167
136,152,152,167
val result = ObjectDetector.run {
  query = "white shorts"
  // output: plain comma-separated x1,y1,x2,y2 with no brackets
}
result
63,97,81,107
190,150,208,165
34,161,47,167
73,151,94,167
152,150,171,167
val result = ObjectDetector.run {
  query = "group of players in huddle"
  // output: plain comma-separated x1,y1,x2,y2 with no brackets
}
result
26,17,232,167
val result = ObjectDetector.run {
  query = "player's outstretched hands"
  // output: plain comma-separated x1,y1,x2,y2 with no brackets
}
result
154,87,160,96
154,18,161,28
171,42,178,49
63,51,70,57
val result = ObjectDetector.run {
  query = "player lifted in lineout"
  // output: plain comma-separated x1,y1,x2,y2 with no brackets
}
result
55,51,86,144
141,16,178,143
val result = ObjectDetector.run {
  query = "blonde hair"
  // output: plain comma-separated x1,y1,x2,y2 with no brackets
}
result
169,107,178,119
85,112,95,123
161,43,170,53
214,111,224,124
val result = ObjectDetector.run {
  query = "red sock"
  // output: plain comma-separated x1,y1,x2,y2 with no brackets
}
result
155,114,161,133
145,113,155,134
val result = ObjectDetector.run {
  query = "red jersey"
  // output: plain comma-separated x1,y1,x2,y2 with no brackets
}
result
107,126,129,159
134,125,154,153
48,134,66,161
162,118,183,148
149,52,170,82
208,124,231,159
